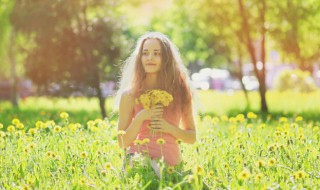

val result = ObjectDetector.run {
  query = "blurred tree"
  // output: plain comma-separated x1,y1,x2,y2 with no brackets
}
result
0,0,19,107
238,0,268,112
148,0,252,108
268,0,320,71
10,0,125,118
275,69,317,93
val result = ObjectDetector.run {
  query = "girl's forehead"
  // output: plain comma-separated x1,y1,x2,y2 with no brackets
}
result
143,38,161,49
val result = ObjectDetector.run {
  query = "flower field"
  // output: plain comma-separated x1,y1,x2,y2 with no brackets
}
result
0,111,319,189
0,91,320,189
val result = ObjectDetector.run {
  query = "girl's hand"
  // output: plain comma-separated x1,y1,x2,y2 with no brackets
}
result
150,117,172,134
136,105,163,122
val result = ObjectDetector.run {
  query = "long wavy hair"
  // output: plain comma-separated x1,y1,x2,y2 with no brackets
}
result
115,32,197,113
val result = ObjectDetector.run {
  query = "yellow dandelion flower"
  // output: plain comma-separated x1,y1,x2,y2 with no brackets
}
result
45,120,56,127
221,115,228,122
0,131,6,138
16,123,24,129
35,121,44,128
60,112,69,119
142,138,150,145
80,151,88,158
268,144,276,152
87,120,94,126
0,123,3,129
40,122,49,128
156,138,166,145
117,130,126,135
7,125,15,132
21,184,31,190
53,126,62,133
100,170,107,176
79,177,87,185
134,139,142,146
75,123,81,128
255,173,263,181
176,139,183,144
247,112,257,119
89,126,99,132
203,115,212,122
167,166,175,174
69,125,77,133
229,117,237,123
28,128,37,135
80,138,86,143
212,117,220,124
290,123,298,128
23,147,30,153
293,170,306,180
295,116,303,122
45,151,53,157
279,117,288,123
195,165,205,175
268,158,276,167
208,170,214,177
258,124,266,129
28,142,36,149
51,152,57,158
246,124,253,128
66,144,71,150
238,169,251,180
70,166,75,173
105,162,112,170
12,118,20,125
297,170,306,179
313,126,319,132
236,114,245,120
298,134,304,140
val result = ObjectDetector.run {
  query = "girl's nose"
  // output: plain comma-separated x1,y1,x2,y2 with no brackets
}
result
148,54,153,60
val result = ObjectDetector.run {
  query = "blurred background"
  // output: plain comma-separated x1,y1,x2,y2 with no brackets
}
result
0,0,320,124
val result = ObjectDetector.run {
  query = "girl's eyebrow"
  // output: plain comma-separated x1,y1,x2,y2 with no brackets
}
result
143,49,161,52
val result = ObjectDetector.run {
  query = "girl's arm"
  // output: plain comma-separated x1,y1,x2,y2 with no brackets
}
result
151,103,196,144
117,92,163,148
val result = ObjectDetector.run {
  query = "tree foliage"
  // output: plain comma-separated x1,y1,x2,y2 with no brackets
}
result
268,0,320,69
10,0,126,117
274,69,317,92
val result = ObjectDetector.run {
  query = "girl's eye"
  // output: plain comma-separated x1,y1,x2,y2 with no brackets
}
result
142,52,148,55
154,52,161,56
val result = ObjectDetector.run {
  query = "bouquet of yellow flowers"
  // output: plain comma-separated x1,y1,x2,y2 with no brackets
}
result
135,89,173,109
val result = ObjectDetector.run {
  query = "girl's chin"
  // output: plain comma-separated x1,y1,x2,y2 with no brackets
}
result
145,70,160,74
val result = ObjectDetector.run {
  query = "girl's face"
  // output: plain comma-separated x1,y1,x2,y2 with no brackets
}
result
141,38,162,74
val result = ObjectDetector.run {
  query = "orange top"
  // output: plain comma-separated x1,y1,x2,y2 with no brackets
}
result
126,103,182,166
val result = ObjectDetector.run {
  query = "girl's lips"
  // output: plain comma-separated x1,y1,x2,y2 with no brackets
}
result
146,63,156,66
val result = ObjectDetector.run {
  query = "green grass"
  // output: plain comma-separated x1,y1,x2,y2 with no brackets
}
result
0,90,320,189
1,90,319,128
0,111,319,189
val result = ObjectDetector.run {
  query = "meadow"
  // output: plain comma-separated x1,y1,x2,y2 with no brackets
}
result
0,90,319,189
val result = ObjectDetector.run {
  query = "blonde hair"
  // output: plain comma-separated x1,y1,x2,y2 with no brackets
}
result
114,31,197,113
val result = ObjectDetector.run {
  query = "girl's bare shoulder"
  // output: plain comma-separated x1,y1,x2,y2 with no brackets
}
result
121,90,135,103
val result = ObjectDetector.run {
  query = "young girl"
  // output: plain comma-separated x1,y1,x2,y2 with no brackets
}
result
115,32,196,171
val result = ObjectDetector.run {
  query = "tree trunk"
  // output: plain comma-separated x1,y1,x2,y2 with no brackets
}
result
9,30,19,107
237,46,250,109
238,0,268,113
259,0,268,113
81,1,107,119
94,73,107,118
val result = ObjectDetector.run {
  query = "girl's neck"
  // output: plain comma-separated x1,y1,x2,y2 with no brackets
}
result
144,73,158,90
